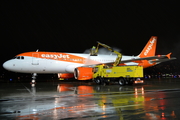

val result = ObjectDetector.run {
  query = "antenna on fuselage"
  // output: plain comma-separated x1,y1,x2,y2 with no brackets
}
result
36,49,39,52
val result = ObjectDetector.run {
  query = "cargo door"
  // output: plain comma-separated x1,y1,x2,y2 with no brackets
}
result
32,53,39,65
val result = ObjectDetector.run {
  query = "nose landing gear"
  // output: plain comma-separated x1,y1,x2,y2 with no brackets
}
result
31,73,37,87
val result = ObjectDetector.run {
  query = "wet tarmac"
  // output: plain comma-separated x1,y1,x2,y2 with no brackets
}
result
0,78,180,120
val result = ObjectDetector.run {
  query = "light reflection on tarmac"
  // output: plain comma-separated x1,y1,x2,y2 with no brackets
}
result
0,78,180,120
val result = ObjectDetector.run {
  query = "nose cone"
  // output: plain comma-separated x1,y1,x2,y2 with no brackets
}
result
3,60,13,71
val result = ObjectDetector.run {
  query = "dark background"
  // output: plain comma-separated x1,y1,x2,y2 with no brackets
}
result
1,1,180,78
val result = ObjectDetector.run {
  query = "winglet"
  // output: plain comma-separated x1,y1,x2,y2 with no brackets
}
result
166,53,172,59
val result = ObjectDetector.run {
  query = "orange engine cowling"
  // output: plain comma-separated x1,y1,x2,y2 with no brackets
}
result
74,67,93,80
57,73,74,79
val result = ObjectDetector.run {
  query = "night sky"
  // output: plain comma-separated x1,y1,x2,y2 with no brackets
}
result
1,1,180,73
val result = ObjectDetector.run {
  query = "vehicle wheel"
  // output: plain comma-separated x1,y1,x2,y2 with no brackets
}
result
94,78,101,84
118,78,125,86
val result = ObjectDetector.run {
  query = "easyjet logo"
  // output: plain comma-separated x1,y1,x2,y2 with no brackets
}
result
41,54,70,59
144,38,156,56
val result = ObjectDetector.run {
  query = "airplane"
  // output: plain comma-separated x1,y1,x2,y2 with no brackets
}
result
3,36,176,82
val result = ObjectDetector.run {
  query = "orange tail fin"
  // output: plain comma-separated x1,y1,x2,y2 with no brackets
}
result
138,36,157,58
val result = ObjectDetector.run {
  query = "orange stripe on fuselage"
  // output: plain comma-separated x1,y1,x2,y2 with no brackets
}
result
17,52,100,64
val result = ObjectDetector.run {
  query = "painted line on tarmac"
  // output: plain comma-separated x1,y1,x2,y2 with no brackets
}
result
19,82,36,96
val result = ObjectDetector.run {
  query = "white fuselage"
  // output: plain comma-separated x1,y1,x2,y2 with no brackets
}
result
3,53,139,73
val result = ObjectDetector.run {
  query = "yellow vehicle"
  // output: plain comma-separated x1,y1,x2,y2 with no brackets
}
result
92,65,143,85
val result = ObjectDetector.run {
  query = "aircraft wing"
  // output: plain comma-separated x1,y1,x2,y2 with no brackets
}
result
120,54,175,64
82,53,176,67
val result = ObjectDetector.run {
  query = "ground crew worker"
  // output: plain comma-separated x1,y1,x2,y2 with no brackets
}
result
90,46,97,56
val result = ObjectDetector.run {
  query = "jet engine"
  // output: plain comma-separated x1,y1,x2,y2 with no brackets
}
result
74,67,93,80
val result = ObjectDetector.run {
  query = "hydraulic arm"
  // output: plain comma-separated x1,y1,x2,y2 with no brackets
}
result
94,41,122,66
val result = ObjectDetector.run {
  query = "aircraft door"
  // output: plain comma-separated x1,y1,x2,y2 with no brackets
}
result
32,53,39,65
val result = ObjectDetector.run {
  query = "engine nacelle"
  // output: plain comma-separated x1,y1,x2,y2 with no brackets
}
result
57,73,74,79
74,67,93,80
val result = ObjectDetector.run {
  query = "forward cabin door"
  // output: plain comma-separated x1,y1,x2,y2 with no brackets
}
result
32,53,39,65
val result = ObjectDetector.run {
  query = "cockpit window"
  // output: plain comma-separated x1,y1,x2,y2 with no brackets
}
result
13,56,25,60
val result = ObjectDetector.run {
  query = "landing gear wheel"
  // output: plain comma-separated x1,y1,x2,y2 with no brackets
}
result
118,78,125,86
31,73,37,86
